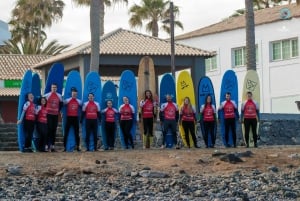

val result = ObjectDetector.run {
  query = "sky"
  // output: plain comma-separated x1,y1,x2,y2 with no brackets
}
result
0,0,246,48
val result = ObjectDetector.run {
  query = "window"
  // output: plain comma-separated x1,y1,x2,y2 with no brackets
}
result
232,46,258,68
205,55,217,72
271,38,298,61
233,48,245,67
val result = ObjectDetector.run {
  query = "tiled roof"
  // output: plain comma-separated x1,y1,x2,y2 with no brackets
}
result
33,28,215,68
175,3,300,40
0,88,20,97
0,54,50,80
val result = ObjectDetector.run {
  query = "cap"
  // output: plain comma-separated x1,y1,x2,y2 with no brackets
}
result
71,87,78,92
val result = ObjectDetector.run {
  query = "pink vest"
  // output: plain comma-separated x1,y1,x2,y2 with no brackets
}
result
181,106,195,122
105,108,117,122
120,104,133,120
141,99,154,118
67,98,80,117
85,101,98,119
46,93,60,115
223,101,235,119
25,101,35,121
163,102,177,120
243,100,257,119
37,106,47,123
203,104,215,122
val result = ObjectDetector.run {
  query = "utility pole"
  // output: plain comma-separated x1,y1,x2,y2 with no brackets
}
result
170,1,175,78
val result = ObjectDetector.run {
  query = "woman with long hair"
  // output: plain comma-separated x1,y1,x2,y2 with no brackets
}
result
140,90,156,148
200,94,217,148
179,97,199,148
35,97,48,152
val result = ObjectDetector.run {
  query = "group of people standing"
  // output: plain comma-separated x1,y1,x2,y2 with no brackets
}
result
18,83,259,152
200,91,260,148
141,90,259,149
17,82,138,152
18,83,63,152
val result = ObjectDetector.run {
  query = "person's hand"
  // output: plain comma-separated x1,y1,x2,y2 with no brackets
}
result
17,120,22,124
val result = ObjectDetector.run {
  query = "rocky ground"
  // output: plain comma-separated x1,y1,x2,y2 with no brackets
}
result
0,145,300,201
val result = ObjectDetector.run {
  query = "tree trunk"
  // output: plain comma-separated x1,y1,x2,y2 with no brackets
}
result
245,0,256,71
100,0,105,36
90,0,101,72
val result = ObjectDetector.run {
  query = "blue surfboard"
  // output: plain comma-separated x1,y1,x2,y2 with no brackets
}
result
31,73,41,152
44,63,64,94
219,70,238,147
118,70,137,149
62,70,82,152
17,70,32,152
198,76,217,148
82,72,102,151
101,81,118,150
159,73,176,148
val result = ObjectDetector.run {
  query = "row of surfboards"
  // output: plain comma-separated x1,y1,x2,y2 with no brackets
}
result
18,62,260,152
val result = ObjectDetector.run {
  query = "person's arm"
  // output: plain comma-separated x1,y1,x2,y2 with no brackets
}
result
240,103,244,122
159,111,164,122
63,98,70,105
232,100,239,119
113,108,119,121
80,102,86,123
255,101,260,121
17,111,25,124
59,101,63,111
175,111,179,122
80,111,85,123
17,101,29,124
97,112,101,123
77,99,82,106
96,102,101,123
58,93,63,111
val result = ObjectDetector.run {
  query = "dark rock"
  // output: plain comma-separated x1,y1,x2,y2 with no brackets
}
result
220,154,243,164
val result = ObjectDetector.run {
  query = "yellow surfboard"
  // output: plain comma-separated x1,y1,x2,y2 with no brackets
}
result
137,56,156,148
242,70,260,147
176,70,196,147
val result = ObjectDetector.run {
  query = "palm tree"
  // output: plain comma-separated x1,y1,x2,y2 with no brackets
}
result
2,0,68,55
72,0,128,72
245,0,256,71
72,0,128,36
128,0,183,37
0,38,70,55
10,0,65,45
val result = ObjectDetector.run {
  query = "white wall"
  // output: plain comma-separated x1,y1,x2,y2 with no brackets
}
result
177,18,300,113
0,20,11,45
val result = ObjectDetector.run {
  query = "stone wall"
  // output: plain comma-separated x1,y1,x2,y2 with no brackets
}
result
258,113,300,145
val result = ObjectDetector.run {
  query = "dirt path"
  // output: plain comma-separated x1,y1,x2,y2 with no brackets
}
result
1,146,300,178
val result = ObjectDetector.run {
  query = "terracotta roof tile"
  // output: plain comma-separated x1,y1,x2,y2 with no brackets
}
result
33,28,215,68
0,54,50,80
175,3,300,40
0,88,20,96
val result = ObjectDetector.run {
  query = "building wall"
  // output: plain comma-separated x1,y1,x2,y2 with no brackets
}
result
177,18,300,113
0,100,18,123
